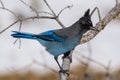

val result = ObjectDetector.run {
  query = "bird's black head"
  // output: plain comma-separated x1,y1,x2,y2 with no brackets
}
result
79,9,98,31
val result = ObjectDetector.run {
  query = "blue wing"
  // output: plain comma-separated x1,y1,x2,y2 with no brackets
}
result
38,30,65,42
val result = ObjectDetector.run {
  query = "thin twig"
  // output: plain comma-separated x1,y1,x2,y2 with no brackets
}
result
0,0,4,8
22,16,56,21
0,7,19,19
0,0,19,19
57,5,73,17
38,11,54,16
18,21,22,49
43,0,65,28
20,0,39,17
55,19,65,28
0,20,19,34
18,39,21,49
13,39,18,44
19,21,22,31
90,7,101,21
43,0,56,16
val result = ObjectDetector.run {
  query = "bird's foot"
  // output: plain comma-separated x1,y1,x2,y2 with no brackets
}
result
59,69,69,76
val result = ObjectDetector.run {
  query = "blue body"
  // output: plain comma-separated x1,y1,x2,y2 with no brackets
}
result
11,29,82,57
38,31,81,56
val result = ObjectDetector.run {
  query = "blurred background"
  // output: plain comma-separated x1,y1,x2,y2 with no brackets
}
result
0,0,120,80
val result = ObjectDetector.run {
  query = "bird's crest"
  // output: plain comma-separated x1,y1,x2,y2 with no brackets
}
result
84,9,90,18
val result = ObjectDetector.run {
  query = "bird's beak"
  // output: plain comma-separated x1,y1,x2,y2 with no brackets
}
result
90,26,99,32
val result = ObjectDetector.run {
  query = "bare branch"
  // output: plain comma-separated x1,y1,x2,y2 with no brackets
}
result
57,5,73,17
19,21,22,31
0,0,19,19
19,0,39,17
90,7,101,21
0,7,19,19
22,16,56,21
38,11,54,16
0,0,65,36
43,0,65,28
0,20,19,34
13,38,18,44
0,0,4,8
17,21,22,49
55,19,65,28
43,0,56,16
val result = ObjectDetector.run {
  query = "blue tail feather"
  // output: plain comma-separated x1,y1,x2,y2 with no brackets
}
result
11,31,37,39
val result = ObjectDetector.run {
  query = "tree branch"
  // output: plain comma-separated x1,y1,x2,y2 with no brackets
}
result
0,20,19,34
43,0,65,28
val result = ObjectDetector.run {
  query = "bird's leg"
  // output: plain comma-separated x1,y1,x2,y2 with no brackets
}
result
54,56,68,74
62,51,72,62
54,56,62,70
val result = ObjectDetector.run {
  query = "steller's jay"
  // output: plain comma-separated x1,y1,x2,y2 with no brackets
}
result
11,9,99,71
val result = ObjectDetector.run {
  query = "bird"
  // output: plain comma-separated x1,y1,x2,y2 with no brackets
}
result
11,9,99,72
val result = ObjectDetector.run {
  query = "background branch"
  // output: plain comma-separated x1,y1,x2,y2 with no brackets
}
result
0,0,4,8
57,5,73,17
43,0,65,28
20,0,39,16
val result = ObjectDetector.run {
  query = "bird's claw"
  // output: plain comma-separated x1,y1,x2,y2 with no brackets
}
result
59,69,69,76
